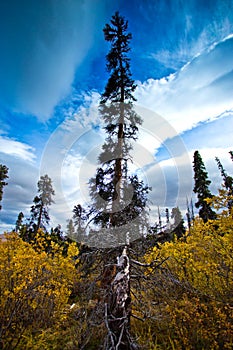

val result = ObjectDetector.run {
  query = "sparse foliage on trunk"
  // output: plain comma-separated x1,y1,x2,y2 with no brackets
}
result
70,11,150,349
229,150,233,162
215,156,233,210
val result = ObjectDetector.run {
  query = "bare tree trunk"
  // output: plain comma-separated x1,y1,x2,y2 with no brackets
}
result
104,246,137,350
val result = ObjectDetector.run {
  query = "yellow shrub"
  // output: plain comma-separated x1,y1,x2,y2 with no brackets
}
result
0,231,79,349
141,192,233,349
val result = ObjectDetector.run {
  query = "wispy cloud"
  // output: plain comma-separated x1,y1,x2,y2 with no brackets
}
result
1,1,233,231
145,0,233,72
61,90,102,131
0,1,108,120
135,35,233,134
39,33,233,229
0,136,36,162
37,91,104,228
144,145,233,223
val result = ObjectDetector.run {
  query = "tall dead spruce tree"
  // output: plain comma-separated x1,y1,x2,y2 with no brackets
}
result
74,12,150,350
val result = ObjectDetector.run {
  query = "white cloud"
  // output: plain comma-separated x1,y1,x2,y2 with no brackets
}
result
1,2,233,233
145,151,192,205
149,1,233,72
62,90,102,131
143,145,233,225
40,63,233,230
0,136,36,162
37,94,104,229
135,35,233,134
1,99,232,232
0,153,39,232
0,1,107,120
45,150,98,229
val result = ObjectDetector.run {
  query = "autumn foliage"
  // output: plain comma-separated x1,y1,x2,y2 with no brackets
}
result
0,231,79,349
0,191,232,349
132,190,233,349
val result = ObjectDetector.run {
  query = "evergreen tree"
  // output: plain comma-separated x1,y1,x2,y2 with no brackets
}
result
190,198,195,221
165,208,170,225
215,156,233,210
193,151,216,222
66,219,76,239
186,197,195,231
171,207,186,239
158,206,162,231
215,157,233,193
29,174,55,233
186,198,191,231
78,11,150,241
101,11,136,104
73,12,150,349
0,164,8,211
15,212,24,232
229,150,233,162
73,204,85,231
97,10,148,230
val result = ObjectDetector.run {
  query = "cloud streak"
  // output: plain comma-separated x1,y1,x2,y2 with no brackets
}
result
1,1,233,231
135,35,233,134
16,35,233,230
0,0,108,120
0,136,36,162
143,0,233,72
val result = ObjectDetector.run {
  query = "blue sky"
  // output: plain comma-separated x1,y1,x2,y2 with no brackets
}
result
0,0,233,232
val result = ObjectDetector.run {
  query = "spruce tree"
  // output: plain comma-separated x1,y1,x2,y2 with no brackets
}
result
158,206,162,231
101,11,136,104
193,151,216,222
15,212,24,232
0,164,8,211
29,174,55,234
190,198,195,221
186,198,191,231
79,11,150,244
73,12,150,349
229,150,233,162
99,11,146,230
171,207,186,238
100,12,148,348
215,157,233,193
66,219,76,239
215,156,233,210
165,208,170,225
